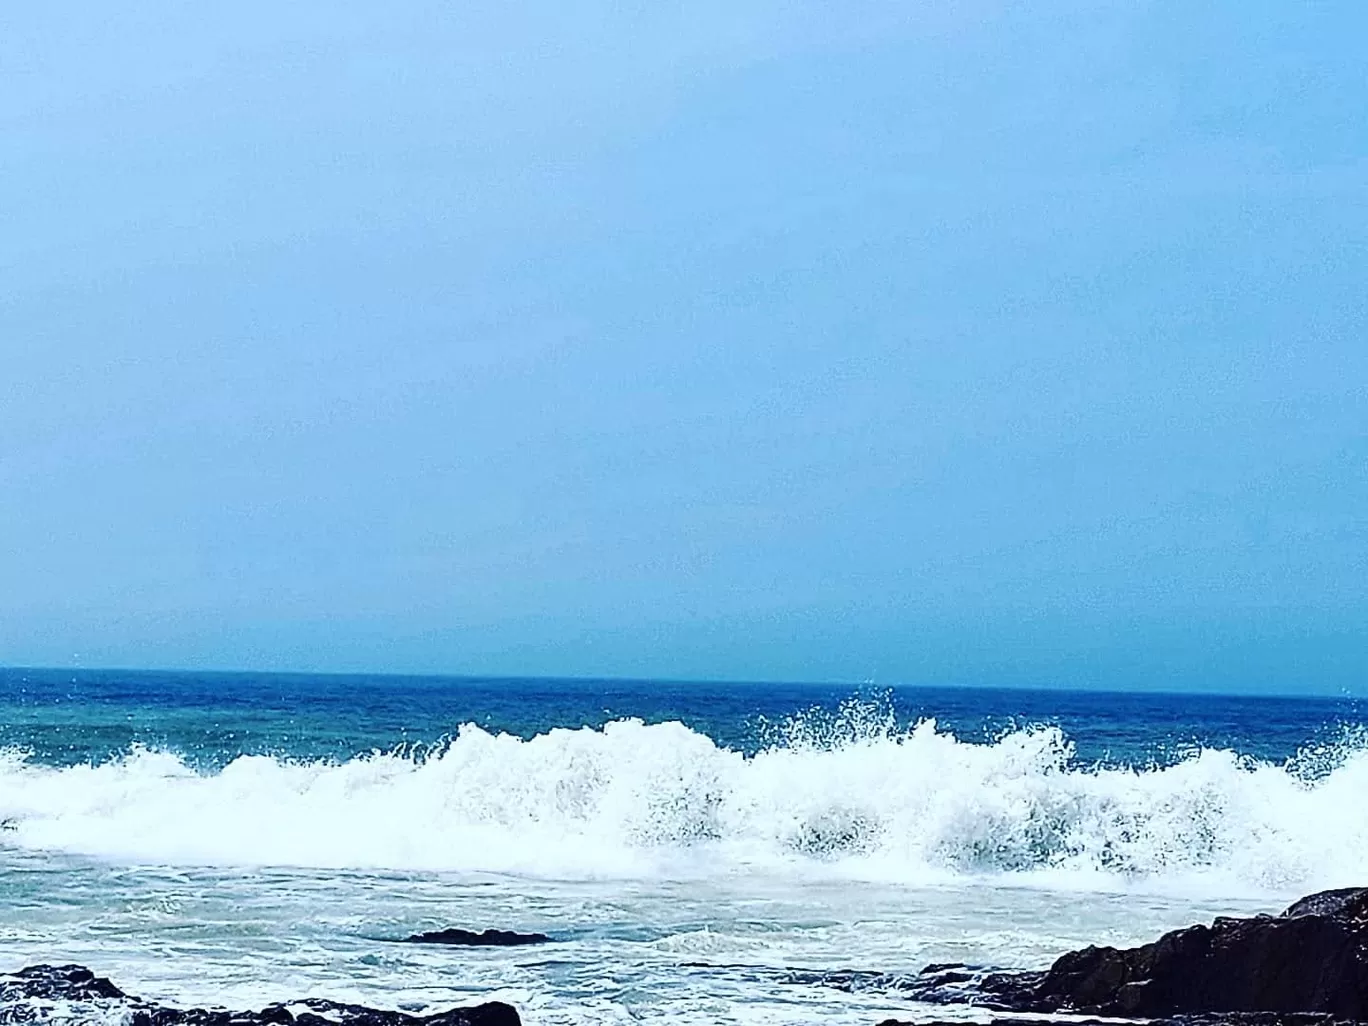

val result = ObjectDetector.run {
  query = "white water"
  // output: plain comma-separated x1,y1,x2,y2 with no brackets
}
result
3,718,1364,1024
2,716,1366,892
0,848,1282,1026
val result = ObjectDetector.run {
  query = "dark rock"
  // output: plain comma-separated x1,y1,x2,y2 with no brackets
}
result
893,888,1368,1019
855,963,1046,1009
402,929,550,947
0,965,519,1026
0,965,126,1003
1025,890,1368,1017
1284,889,1368,923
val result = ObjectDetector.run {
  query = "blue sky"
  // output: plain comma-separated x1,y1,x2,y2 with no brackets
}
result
2,1,1364,692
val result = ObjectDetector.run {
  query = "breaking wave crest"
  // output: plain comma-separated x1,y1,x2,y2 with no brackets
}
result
2,708,1366,892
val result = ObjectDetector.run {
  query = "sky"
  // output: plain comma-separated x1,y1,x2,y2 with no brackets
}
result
1,0,1364,693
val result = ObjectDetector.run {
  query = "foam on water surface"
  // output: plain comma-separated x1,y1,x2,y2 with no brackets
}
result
0,849,1279,1026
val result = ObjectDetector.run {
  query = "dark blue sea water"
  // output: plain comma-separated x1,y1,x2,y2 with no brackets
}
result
1,667,1361,770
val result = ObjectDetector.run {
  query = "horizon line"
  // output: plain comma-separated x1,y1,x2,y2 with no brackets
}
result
1,663,1360,703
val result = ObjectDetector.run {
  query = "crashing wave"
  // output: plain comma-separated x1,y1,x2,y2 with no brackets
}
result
0,709,1365,890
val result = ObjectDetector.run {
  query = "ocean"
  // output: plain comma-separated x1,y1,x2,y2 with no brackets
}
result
1,668,1365,1025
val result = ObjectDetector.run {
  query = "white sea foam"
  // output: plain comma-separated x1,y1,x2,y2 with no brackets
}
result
1,714,1365,892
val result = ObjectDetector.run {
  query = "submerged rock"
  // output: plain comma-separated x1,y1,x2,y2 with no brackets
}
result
402,929,551,946
0,965,520,1026
895,888,1368,1019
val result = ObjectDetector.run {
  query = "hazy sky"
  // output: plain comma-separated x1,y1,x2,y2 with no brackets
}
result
2,1,1364,692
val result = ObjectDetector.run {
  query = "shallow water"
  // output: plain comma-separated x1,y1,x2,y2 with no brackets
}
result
0,849,1281,1025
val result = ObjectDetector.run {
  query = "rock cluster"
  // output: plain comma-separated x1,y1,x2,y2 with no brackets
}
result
894,888,1368,1021
0,964,520,1026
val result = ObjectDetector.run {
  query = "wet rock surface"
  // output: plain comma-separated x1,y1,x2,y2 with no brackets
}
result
0,965,520,1026
891,888,1368,1020
402,929,550,946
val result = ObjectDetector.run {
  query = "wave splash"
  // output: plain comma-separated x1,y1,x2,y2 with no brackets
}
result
1,707,1365,890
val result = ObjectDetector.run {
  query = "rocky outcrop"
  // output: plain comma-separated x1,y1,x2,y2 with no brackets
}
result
1024,887,1368,1017
402,929,550,947
0,965,520,1026
895,888,1368,1019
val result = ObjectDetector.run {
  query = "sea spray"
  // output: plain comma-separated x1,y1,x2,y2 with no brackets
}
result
1,712,1366,890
